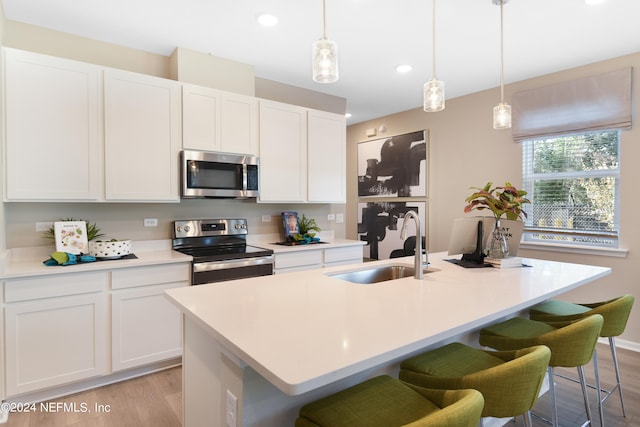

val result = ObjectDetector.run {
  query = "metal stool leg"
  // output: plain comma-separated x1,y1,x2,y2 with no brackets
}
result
609,337,626,417
592,348,604,427
578,365,593,426
548,367,559,427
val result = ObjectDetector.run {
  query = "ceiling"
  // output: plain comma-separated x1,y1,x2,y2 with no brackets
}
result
3,0,640,124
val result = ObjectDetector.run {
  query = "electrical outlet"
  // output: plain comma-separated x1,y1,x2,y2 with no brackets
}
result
36,222,54,232
336,213,344,224
143,218,158,227
226,390,238,427
261,215,271,222
327,213,335,221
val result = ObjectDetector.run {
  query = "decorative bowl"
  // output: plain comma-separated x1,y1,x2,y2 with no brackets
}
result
89,239,132,259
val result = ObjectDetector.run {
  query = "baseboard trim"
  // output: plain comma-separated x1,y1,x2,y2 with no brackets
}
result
1,358,181,408
604,337,640,353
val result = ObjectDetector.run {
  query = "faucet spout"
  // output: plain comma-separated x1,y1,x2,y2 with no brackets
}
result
400,210,427,279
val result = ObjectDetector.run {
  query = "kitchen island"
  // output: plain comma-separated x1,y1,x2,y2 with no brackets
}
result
164,252,611,427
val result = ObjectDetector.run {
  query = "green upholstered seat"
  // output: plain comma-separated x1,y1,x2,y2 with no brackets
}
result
399,343,550,426
295,375,484,427
529,295,635,423
529,295,634,338
479,314,604,427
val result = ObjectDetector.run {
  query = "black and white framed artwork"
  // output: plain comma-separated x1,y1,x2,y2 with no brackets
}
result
357,201,427,260
357,130,427,198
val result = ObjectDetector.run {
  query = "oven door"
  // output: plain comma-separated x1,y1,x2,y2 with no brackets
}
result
192,255,274,285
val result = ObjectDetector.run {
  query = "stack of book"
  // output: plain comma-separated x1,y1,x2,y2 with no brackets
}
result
485,256,523,268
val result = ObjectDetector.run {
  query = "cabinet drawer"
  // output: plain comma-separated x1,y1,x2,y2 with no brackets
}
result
5,272,107,303
275,250,323,269
324,246,363,264
111,263,190,289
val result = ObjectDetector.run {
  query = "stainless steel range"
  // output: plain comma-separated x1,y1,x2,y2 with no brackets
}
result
172,219,274,285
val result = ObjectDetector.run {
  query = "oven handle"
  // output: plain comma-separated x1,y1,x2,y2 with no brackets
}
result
193,255,274,273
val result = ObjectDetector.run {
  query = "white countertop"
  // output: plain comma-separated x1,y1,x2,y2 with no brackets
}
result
0,237,363,279
164,252,611,396
249,235,366,254
0,240,192,279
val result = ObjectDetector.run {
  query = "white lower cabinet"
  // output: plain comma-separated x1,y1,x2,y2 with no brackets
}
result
323,246,364,268
110,264,189,371
111,282,185,371
2,262,189,398
4,272,108,396
274,246,363,274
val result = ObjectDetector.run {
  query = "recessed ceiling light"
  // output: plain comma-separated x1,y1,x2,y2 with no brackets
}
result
345,113,352,119
396,64,412,73
257,14,278,26
585,0,606,4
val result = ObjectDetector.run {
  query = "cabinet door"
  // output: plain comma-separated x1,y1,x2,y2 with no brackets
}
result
219,92,258,155
258,101,307,202
111,282,186,371
182,84,220,152
4,48,101,201
104,69,181,201
307,110,346,202
4,293,107,396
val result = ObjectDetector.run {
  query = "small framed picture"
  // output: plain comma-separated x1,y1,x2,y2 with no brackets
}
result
282,212,299,240
54,221,89,254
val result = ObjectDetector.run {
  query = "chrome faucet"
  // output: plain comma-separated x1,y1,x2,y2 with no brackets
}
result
400,210,428,279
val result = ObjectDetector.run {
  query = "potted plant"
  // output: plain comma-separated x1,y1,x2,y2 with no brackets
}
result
463,182,530,258
293,214,321,243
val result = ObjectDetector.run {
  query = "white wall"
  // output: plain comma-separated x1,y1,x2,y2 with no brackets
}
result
347,52,640,348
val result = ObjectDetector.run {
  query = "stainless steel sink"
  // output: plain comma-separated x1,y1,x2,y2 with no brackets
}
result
328,264,437,284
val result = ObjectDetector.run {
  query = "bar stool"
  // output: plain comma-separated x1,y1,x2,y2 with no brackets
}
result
295,375,484,427
479,314,604,427
399,343,551,427
529,294,635,425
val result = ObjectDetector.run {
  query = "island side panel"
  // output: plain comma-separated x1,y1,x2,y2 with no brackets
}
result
183,315,244,427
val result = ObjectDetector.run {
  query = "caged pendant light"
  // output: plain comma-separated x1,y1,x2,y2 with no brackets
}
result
493,0,511,129
312,0,339,83
424,0,445,112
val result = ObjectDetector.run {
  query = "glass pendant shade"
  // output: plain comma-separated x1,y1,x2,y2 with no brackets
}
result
312,38,338,83
424,78,445,112
493,102,512,129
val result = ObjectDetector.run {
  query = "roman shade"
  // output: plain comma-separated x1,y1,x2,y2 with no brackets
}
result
512,68,632,141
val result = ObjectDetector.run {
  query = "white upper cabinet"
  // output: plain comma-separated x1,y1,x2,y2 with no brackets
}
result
307,109,346,203
258,100,308,202
182,84,258,155
258,100,346,203
4,48,101,201
104,69,181,201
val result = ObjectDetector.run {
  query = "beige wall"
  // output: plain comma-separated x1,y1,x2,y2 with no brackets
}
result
347,52,640,348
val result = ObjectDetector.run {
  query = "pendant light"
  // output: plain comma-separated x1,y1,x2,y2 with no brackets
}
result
312,0,338,83
424,0,445,112
493,0,511,129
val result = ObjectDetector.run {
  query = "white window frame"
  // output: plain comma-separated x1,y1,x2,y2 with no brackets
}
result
520,130,625,257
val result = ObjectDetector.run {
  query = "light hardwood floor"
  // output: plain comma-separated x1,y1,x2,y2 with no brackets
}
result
3,343,638,426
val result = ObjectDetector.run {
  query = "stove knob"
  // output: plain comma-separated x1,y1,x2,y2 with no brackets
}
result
176,226,182,232
184,225,191,232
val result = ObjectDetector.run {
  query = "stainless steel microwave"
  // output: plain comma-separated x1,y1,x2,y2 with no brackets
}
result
181,150,259,199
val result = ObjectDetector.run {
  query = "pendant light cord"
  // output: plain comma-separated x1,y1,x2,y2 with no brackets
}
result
432,0,437,79
499,0,505,103
322,0,327,40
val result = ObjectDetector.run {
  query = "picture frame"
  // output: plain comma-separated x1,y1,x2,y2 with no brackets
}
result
357,201,427,260
281,211,299,240
54,221,89,254
357,130,427,198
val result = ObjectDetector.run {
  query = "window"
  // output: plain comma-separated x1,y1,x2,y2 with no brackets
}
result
521,129,620,247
